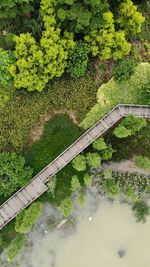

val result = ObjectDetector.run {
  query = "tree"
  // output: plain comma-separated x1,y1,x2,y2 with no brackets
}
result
113,115,147,138
9,0,75,92
113,125,132,138
0,152,33,197
0,0,34,20
93,137,107,151
56,0,109,33
113,57,136,82
15,202,43,233
132,201,149,222
83,173,93,186
7,234,25,262
47,175,57,197
72,155,87,171
67,41,90,78
104,179,120,196
84,11,131,60
117,0,145,37
70,175,82,191
86,152,101,168
100,145,114,160
60,198,73,218
134,156,150,170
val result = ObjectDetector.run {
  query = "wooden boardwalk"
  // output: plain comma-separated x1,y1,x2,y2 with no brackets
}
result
0,104,150,229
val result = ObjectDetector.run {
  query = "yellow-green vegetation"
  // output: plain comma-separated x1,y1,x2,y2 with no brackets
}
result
80,63,150,129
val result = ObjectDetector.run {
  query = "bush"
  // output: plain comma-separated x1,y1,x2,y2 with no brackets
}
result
134,155,150,170
103,179,120,196
113,58,136,82
67,41,90,78
15,202,43,233
7,234,25,261
93,137,107,151
72,155,87,171
113,125,132,138
60,198,73,218
86,152,101,168
83,173,93,186
70,175,81,192
132,201,149,222
0,152,33,197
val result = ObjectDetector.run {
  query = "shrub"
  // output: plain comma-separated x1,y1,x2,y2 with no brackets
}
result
47,175,57,198
7,234,25,261
103,168,112,180
15,202,43,233
86,152,101,168
72,155,87,171
67,41,90,78
103,179,120,196
113,125,132,138
113,58,136,82
60,198,73,218
93,137,107,151
70,175,81,192
0,152,33,197
132,201,149,222
134,155,150,170
83,173,93,186
121,115,147,134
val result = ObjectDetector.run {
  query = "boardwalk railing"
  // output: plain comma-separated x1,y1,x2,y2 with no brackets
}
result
0,104,150,229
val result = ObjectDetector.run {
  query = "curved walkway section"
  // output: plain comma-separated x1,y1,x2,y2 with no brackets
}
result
0,104,150,229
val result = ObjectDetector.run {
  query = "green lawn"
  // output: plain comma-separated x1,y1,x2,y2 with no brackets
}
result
81,63,150,129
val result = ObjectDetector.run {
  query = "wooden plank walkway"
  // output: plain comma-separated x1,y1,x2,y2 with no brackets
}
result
0,104,150,230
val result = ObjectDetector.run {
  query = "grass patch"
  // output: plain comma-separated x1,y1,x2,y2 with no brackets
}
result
80,63,150,129
0,71,96,153
24,115,83,175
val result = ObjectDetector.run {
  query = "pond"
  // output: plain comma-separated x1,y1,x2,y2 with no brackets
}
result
1,190,150,267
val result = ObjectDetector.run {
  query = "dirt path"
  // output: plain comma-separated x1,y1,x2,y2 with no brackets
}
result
107,160,150,176
30,110,79,143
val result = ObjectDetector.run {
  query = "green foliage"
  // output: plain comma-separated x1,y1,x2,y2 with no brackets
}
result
60,198,73,217
113,58,136,82
10,0,75,92
113,125,132,138
83,173,93,186
86,152,101,168
117,0,145,38
100,145,114,160
56,0,109,33
0,71,96,153
15,202,43,233
81,63,150,129
70,175,81,191
25,115,82,174
85,11,131,60
93,137,107,151
132,201,149,222
7,234,25,262
78,194,86,206
103,168,112,180
72,155,87,171
0,48,12,87
0,152,33,197
134,155,150,170
47,175,57,197
0,0,34,20
103,179,120,196
67,41,90,78
113,116,147,139
124,185,138,201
